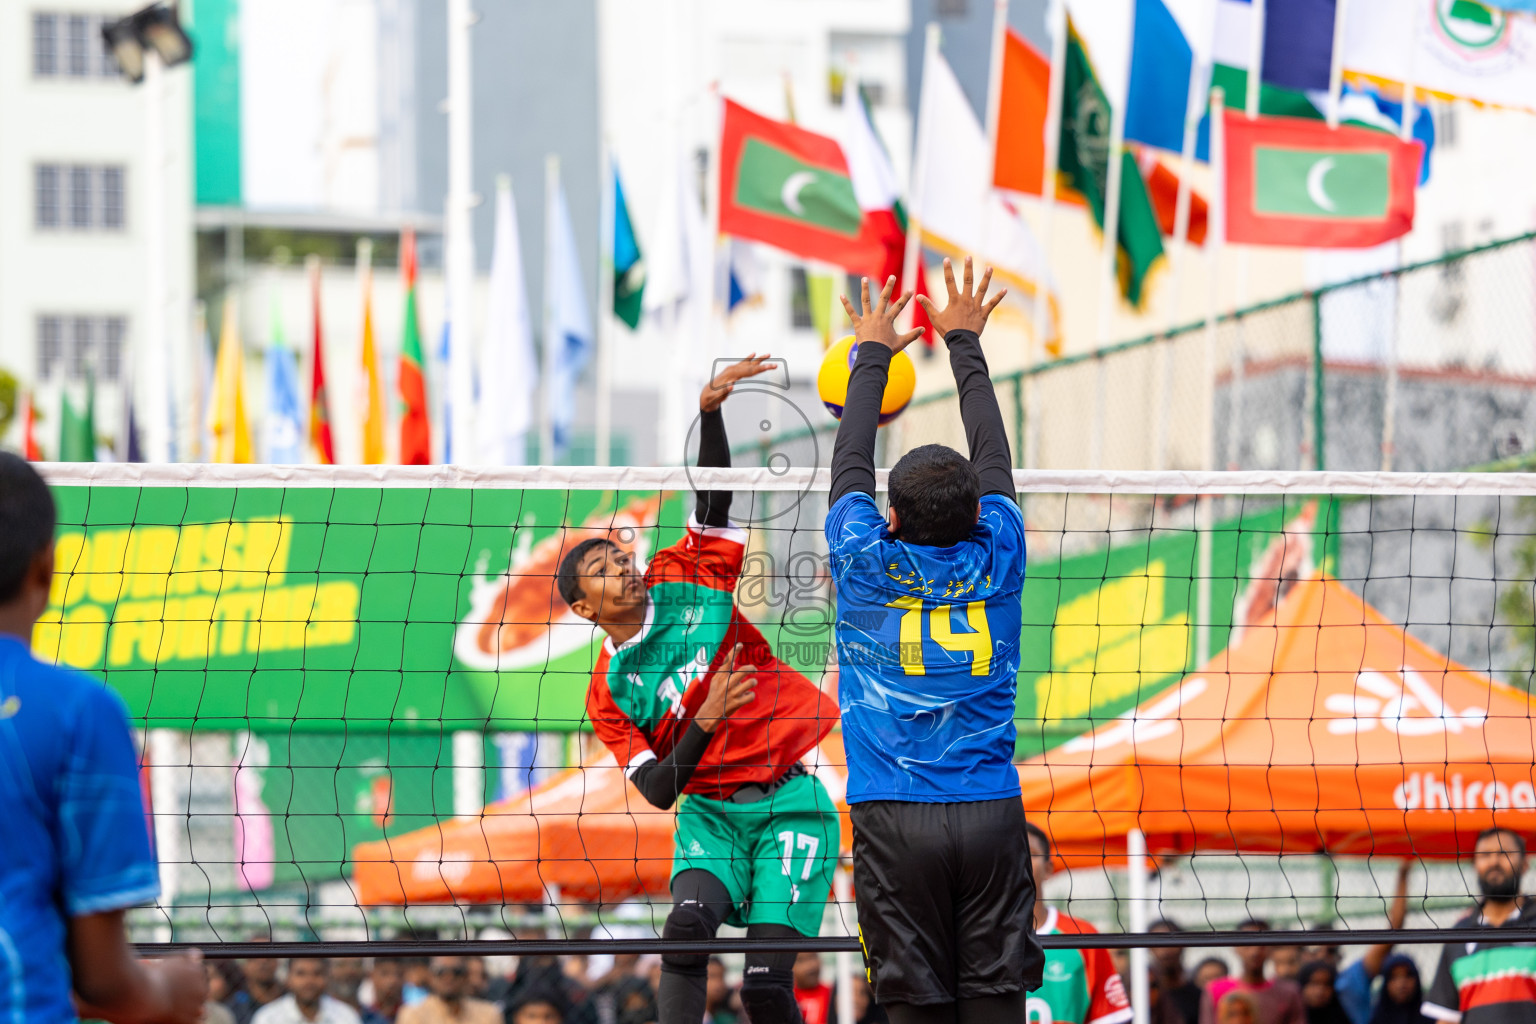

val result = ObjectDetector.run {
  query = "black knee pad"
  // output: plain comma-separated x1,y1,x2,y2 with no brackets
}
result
661,903,715,975
740,964,802,1024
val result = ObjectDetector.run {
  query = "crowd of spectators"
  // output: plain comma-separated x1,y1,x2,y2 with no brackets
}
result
200,949,888,1024
203,828,1535,1024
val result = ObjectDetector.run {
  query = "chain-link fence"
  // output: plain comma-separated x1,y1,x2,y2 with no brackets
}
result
736,231,1536,474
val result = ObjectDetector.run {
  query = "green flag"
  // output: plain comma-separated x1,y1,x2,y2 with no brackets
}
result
59,376,96,463
613,168,645,330
1058,16,1165,309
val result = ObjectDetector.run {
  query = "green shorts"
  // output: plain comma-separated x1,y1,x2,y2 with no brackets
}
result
671,772,839,935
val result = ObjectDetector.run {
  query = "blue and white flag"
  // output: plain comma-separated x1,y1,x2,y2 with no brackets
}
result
548,178,593,456
265,310,304,463
1125,0,1204,154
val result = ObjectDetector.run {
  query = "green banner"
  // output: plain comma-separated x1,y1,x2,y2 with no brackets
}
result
38,485,686,732
38,485,1331,750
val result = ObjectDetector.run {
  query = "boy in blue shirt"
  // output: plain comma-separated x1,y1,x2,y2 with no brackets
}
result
825,262,1044,1024
0,453,205,1023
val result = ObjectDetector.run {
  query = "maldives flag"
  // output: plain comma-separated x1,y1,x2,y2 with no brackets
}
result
1224,111,1421,248
308,257,336,465
397,228,431,465
719,99,886,272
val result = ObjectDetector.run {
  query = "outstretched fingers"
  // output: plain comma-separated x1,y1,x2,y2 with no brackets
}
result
899,327,925,347
860,277,873,317
888,289,915,320
982,288,1008,317
840,293,861,323
976,266,994,303
876,275,897,315
962,255,974,296
942,257,960,300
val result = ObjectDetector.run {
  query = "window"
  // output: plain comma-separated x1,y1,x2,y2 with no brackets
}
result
33,13,58,76
35,164,125,231
37,317,63,380
100,317,125,381
69,166,93,228
38,316,126,382
32,12,120,79
99,166,123,228
789,268,814,330
65,14,90,77
35,165,60,228
69,318,94,380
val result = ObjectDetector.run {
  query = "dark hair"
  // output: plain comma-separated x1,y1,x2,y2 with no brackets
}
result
1149,917,1182,933
887,445,981,547
1194,956,1229,976
0,453,55,604
508,986,569,1023
556,538,618,608
1236,917,1271,932
1024,821,1051,858
1476,827,1527,856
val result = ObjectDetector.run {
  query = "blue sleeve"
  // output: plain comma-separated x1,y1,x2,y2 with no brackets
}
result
1336,961,1374,1024
978,494,1027,582
825,492,887,577
57,684,160,916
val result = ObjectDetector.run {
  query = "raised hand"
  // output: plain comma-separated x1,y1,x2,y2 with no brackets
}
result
840,276,924,355
917,256,1007,339
695,643,758,733
700,354,778,413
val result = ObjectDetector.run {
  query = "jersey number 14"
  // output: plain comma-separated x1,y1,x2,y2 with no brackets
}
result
885,597,992,676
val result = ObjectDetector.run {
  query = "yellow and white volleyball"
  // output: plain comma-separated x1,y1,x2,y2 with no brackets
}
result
817,335,917,425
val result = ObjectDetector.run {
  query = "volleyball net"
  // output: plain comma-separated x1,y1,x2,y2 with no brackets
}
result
35,463,1536,954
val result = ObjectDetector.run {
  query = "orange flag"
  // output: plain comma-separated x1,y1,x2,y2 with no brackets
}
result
359,250,386,465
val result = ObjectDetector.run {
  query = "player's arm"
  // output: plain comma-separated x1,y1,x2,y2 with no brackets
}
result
917,256,1014,501
71,913,207,1024
695,355,776,527
829,276,923,505
625,645,759,810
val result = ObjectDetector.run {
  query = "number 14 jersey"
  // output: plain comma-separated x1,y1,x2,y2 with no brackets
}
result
825,491,1026,804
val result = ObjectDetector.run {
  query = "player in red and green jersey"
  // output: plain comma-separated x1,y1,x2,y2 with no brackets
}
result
556,355,840,1024
1027,824,1133,1024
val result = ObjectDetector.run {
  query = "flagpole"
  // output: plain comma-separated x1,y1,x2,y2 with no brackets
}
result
1227,0,1266,470
1382,1,1422,472
446,0,477,465
1090,0,1135,471
542,154,559,465
1155,49,1208,472
984,0,1009,174
1325,0,1351,127
901,23,941,337
1198,86,1226,670
1028,0,1067,470
596,143,615,467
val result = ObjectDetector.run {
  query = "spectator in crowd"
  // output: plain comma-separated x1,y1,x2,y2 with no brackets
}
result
1297,962,1352,1024
1220,992,1260,1024
397,956,500,1024
704,958,740,1024
366,959,407,1024
403,960,433,1007
609,976,658,1024
1199,920,1304,1024
1329,862,1414,1024
1270,949,1302,983
209,962,243,1004
507,990,569,1024
1151,918,1205,1024
1027,823,1134,1024
1424,827,1536,1024
252,958,363,1024
232,954,287,1024
794,952,836,1024
501,952,594,1024
851,973,888,1024
1196,960,1232,991
1368,956,1428,1024
585,955,643,1024
331,960,371,1016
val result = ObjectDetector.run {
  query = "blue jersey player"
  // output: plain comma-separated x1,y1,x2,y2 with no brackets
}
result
825,261,1044,1024
0,453,206,1024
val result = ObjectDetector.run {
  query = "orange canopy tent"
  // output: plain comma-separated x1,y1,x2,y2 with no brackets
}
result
1024,573,1536,864
356,573,1536,905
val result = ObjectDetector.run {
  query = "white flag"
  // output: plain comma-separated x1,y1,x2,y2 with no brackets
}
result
1344,0,1536,113
842,75,901,212
547,178,593,455
478,180,537,465
913,49,1058,331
